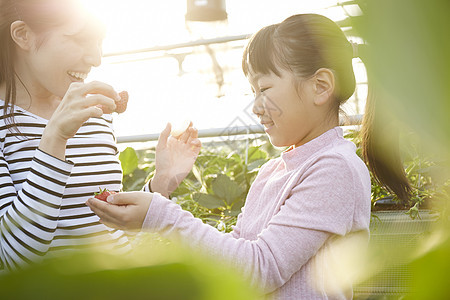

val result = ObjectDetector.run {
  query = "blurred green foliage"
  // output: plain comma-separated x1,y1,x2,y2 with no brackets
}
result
120,138,279,232
351,0,450,298
0,236,260,299
352,0,450,157
120,130,447,230
2,1,449,299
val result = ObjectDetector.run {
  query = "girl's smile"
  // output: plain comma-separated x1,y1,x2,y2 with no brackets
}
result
249,68,331,148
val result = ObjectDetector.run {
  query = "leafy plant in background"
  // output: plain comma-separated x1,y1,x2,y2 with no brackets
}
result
119,137,278,232
177,142,275,232
120,146,155,191
0,239,259,300
344,129,449,219
350,0,450,298
119,129,448,232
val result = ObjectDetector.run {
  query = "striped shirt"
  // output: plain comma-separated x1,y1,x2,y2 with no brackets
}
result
0,100,131,271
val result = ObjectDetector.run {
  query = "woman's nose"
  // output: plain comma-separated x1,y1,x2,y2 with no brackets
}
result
84,44,102,67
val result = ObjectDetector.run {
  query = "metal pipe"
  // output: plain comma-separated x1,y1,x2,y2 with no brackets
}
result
116,114,363,143
103,34,252,58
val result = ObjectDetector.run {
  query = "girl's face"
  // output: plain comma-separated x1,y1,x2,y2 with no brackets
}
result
248,68,328,148
21,5,104,98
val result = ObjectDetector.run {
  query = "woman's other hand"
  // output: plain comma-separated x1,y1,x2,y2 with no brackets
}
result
86,192,152,231
151,122,202,197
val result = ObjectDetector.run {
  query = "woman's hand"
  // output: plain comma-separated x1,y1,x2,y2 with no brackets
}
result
151,122,202,197
86,192,153,231
40,81,119,160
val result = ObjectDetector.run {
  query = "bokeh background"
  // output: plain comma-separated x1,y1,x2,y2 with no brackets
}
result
80,0,367,138
1,1,448,299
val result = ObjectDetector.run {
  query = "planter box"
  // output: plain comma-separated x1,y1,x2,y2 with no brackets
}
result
353,210,439,298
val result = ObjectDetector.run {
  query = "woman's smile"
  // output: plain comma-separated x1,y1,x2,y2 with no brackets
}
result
67,71,88,82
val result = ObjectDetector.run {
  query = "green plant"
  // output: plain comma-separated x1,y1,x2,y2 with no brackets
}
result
120,147,155,192
344,129,449,219
119,129,448,230
172,139,277,232
0,237,259,299
118,137,279,232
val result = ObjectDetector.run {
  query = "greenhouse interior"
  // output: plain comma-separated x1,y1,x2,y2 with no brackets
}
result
0,0,448,299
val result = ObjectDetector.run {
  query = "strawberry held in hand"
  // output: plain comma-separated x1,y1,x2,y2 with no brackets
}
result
94,188,117,201
115,91,128,113
97,90,129,114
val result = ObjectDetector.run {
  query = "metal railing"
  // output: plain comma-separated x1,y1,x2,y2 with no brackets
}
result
105,34,364,145
103,34,252,58
116,114,363,144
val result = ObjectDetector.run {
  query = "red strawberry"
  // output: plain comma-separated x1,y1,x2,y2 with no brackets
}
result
114,91,128,114
94,188,117,201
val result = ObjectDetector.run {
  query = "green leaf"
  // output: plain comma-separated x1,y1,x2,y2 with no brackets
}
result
192,165,204,188
226,199,245,216
247,158,267,172
211,174,244,205
193,193,225,209
119,147,139,176
247,146,268,163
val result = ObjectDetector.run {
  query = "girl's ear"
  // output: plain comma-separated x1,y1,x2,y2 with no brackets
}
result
312,68,335,106
10,21,33,51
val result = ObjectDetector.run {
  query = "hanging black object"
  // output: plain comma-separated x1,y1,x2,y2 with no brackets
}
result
186,0,227,22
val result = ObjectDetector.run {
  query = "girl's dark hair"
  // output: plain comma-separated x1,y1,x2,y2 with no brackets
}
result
242,14,412,202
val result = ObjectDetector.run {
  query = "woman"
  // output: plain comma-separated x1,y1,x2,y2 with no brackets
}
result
0,0,201,271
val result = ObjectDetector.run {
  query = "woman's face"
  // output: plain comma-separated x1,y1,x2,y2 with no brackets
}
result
22,7,104,98
248,68,326,148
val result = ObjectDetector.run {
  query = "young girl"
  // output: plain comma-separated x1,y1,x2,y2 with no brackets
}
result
87,14,411,299
0,0,200,271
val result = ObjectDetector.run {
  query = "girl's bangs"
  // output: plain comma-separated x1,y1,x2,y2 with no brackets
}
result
242,24,283,78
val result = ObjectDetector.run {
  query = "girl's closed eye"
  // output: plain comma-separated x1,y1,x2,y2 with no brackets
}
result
260,87,269,93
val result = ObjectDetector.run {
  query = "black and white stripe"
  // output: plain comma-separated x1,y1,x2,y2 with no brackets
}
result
0,101,131,271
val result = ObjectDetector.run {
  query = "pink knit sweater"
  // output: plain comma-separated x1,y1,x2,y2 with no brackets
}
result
143,127,371,299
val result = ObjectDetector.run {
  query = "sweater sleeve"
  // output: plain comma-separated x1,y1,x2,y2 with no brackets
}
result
143,194,330,293
0,149,74,270
142,155,361,294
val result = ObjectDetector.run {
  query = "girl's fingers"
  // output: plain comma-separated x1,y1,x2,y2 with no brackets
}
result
190,125,198,139
190,139,201,147
157,123,171,150
178,122,193,143
178,130,189,143
186,127,199,145
86,198,124,225
106,191,143,205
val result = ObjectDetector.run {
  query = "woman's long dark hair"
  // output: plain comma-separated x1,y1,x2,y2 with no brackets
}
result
1,0,105,136
242,14,412,202
0,0,20,130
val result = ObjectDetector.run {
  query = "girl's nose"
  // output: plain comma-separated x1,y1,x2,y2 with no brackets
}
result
252,93,266,116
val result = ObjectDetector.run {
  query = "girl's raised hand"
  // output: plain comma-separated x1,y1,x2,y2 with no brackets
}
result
151,122,202,197
40,81,119,160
